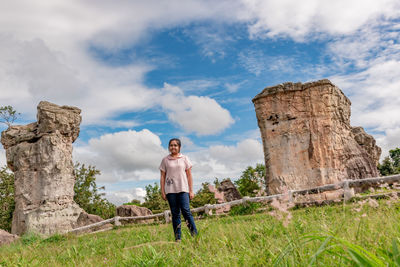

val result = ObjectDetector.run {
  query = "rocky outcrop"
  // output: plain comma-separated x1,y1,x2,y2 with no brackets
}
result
1,101,84,236
0,229,19,246
351,126,382,167
253,79,381,194
217,179,242,202
116,205,153,224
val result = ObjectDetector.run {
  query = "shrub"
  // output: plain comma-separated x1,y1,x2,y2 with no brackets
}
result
229,202,262,216
191,182,218,208
0,166,15,232
73,163,116,219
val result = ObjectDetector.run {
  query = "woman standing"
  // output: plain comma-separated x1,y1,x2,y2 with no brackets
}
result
159,138,198,241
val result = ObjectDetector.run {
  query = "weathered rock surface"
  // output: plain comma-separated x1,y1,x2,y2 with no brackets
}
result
217,179,242,202
253,79,381,194
1,101,84,236
208,185,230,214
75,212,113,232
116,205,153,224
0,229,19,246
351,126,382,167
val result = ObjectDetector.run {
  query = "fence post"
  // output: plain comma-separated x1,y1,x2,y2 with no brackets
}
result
288,190,294,203
343,180,355,201
164,210,171,224
114,216,121,226
205,204,213,216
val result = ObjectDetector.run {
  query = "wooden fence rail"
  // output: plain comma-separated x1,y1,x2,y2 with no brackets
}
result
67,174,400,234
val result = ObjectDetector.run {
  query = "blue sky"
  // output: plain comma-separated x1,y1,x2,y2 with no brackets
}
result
1,0,400,205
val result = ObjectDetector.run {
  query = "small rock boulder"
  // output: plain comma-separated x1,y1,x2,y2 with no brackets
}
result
116,205,153,224
74,212,113,233
0,229,19,247
218,179,242,202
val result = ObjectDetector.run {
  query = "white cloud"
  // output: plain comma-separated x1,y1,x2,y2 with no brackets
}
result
73,128,264,186
160,83,234,135
330,61,400,158
225,82,244,93
178,136,198,152
209,139,263,165
182,25,234,62
375,127,400,159
0,0,241,127
175,79,220,93
188,138,264,182
328,22,400,159
238,49,296,76
105,188,146,206
0,33,156,124
99,119,140,129
1,0,399,132
73,129,167,182
240,0,400,40
327,24,400,69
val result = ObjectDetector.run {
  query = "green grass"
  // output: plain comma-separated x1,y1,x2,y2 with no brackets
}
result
1,200,400,266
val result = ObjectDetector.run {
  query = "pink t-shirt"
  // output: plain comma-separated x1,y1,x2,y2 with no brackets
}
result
159,154,193,194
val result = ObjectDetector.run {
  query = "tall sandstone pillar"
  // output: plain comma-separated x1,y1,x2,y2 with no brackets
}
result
1,101,83,235
252,79,381,194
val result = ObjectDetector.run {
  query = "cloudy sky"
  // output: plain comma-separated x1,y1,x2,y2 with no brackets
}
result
1,0,400,205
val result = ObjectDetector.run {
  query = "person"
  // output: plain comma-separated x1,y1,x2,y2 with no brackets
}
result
159,138,198,241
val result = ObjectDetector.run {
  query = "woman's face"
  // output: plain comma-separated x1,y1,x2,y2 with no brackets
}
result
169,140,180,154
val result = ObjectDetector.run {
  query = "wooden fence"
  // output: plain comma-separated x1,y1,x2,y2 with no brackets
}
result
68,174,400,234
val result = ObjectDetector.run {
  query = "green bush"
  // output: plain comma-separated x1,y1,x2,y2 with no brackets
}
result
191,182,218,208
0,166,15,232
378,147,400,176
141,183,169,213
73,163,116,219
234,164,266,197
123,199,142,206
229,202,262,216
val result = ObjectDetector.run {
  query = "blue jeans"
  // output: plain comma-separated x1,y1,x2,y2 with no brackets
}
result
166,192,198,240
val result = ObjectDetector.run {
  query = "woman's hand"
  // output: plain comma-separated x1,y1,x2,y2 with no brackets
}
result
160,170,166,201
189,191,194,200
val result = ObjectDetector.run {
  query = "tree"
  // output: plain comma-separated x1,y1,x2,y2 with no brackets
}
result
0,106,20,127
141,183,169,213
235,164,266,197
191,182,218,208
0,166,14,232
378,148,400,176
73,163,115,219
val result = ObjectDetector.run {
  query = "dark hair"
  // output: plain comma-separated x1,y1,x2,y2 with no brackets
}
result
168,138,181,152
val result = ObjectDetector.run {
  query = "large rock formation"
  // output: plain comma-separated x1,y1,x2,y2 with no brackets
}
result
252,79,381,194
1,101,84,236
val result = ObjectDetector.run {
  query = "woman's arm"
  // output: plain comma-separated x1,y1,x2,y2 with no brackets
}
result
160,170,167,201
185,168,194,200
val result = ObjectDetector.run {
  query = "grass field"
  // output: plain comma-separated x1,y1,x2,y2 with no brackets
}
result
1,199,400,266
